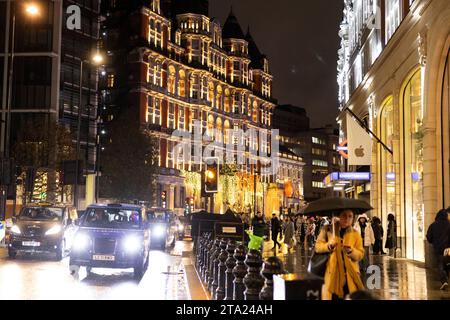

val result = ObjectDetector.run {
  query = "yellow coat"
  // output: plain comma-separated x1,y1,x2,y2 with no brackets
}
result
315,224,365,300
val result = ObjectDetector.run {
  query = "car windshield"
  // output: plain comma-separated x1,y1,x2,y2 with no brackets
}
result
147,210,170,222
19,207,63,221
81,208,141,229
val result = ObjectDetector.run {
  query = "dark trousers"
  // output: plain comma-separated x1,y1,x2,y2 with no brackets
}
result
373,239,383,254
272,232,281,249
359,246,370,274
435,253,449,284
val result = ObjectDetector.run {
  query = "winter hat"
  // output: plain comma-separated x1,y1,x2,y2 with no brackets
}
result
358,213,369,221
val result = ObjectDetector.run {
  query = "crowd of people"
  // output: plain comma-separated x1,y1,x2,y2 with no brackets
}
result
241,206,450,299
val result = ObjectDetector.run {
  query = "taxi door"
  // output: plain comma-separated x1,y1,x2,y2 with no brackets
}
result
141,208,151,256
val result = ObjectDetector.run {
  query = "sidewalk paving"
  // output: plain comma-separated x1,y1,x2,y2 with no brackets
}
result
262,240,450,300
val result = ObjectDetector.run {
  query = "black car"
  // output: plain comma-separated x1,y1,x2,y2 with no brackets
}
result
176,215,192,240
8,203,79,261
146,208,177,250
69,204,150,279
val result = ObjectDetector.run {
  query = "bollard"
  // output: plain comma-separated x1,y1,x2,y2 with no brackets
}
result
215,239,228,300
196,234,205,271
208,239,220,292
199,233,209,279
260,256,284,300
211,238,223,296
232,244,247,300
200,233,210,280
224,240,237,301
243,249,265,300
203,238,213,283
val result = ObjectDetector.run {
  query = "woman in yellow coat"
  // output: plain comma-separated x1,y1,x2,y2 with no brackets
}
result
315,209,365,300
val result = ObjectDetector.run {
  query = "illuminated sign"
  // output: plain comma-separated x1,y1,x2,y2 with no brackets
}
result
386,173,420,181
324,172,371,184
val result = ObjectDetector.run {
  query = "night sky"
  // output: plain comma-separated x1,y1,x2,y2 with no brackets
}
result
210,0,344,128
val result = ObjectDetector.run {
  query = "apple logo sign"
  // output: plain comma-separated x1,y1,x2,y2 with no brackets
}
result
355,146,365,157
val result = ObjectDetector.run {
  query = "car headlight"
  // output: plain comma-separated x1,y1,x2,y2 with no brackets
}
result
45,225,62,236
178,225,184,232
72,234,90,251
10,225,21,235
123,235,141,253
153,225,165,238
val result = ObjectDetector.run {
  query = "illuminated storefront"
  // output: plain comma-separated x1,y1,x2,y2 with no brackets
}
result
337,0,450,263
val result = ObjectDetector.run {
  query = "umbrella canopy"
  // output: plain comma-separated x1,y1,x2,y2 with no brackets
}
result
301,197,372,216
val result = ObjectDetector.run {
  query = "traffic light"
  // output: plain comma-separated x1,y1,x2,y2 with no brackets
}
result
161,191,167,208
204,162,218,193
185,197,194,215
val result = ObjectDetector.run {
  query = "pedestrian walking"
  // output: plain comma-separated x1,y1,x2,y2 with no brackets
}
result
251,211,267,251
353,213,375,275
270,213,282,251
315,209,365,300
307,217,316,250
426,209,450,290
385,214,397,257
283,216,295,253
371,217,385,255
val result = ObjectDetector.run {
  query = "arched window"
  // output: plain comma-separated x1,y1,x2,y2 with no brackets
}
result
443,49,450,206
207,114,214,137
402,69,424,261
216,118,223,142
178,69,186,97
168,65,176,94
224,89,231,113
208,82,215,108
224,120,231,145
379,96,397,245
252,101,258,123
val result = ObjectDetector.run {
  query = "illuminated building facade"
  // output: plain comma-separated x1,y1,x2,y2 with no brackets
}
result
100,0,279,216
337,0,450,264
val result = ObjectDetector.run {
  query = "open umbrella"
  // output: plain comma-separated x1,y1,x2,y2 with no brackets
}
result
301,197,372,216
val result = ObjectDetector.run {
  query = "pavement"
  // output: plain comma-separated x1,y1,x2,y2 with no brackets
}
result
261,240,450,300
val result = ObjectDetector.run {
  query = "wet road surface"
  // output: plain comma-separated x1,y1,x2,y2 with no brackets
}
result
0,241,192,300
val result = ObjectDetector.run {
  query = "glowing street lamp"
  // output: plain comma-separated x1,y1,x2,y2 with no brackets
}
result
74,52,105,207
25,3,40,16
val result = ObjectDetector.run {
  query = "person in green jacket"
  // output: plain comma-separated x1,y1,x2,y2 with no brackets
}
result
251,211,267,237
250,211,267,252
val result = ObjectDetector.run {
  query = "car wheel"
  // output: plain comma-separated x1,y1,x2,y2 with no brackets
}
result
8,247,17,259
70,265,80,280
56,240,65,261
134,262,144,279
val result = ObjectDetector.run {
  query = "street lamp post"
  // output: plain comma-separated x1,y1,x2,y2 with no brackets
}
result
1,3,40,220
74,53,104,208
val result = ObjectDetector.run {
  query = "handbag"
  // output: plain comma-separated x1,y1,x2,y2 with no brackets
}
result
308,251,330,278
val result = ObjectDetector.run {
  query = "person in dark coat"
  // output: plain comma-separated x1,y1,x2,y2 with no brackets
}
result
251,211,267,238
426,209,450,290
371,217,385,255
270,213,282,251
385,214,397,256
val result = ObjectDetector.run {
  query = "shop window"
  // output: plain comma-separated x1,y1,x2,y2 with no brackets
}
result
380,96,397,241
403,69,424,261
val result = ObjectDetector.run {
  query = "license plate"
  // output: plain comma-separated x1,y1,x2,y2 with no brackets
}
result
22,241,40,247
93,255,115,261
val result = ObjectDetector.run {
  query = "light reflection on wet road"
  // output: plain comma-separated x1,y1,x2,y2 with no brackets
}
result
0,241,191,300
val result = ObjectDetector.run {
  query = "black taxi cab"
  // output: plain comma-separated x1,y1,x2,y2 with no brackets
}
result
146,208,178,250
69,203,150,279
7,202,79,261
